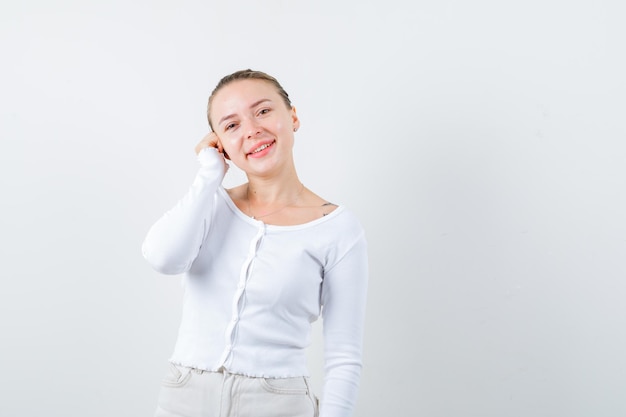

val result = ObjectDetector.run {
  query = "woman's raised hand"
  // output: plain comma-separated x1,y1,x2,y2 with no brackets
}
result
195,132,229,159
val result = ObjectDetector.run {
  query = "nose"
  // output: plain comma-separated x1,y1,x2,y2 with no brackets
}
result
244,118,262,139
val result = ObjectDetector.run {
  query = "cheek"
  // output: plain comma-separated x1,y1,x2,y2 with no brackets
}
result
275,119,288,134
220,136,244,163
221,134,240,151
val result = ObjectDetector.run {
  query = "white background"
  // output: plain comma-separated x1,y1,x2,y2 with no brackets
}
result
1,1,625,416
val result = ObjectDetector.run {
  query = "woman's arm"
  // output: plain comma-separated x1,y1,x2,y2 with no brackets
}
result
320,231,369,417
141,146,228,275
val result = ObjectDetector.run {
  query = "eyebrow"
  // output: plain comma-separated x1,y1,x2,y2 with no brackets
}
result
218,99,272,126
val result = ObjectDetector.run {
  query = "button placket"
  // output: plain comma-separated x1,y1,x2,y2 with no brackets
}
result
218,223,266,368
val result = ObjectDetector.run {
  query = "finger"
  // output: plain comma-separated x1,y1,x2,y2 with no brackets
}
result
195,132,219,155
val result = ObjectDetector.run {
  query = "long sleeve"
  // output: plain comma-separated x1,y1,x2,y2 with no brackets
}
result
320,230,369,417
142,147,228,275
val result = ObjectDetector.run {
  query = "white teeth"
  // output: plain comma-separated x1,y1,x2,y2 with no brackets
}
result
252,142,272,153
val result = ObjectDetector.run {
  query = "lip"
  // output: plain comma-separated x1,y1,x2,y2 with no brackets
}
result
246,139,276,158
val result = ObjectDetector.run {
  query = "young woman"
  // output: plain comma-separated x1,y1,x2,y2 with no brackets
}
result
142,69,368,417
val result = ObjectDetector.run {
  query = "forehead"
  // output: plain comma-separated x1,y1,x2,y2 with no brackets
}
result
212,79,279,111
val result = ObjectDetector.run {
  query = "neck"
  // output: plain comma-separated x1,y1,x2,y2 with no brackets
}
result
247,179,303,203
245,175,304,220
246,169,302,204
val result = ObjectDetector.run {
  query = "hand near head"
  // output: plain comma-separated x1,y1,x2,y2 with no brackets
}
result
195,132,229,160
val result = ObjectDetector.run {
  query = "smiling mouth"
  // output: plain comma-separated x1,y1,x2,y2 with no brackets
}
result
248,140,275,155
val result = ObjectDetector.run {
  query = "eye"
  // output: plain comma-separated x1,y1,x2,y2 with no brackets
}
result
258,108,271,116
225,122,237,131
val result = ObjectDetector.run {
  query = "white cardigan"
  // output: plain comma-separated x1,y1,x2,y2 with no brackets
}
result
142,148,368,417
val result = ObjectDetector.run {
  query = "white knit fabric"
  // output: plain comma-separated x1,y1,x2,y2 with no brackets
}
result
142,148,369,417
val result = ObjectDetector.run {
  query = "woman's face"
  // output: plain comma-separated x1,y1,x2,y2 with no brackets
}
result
210,79,300,177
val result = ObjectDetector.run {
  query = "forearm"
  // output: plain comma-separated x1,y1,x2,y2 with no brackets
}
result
321,350,363,417
142,148,227,274
320,234,369,417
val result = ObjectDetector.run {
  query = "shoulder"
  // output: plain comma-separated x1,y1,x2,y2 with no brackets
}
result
312,205,366,246
320,208,368,273
225,184,247,200
298,187,340,220
331,207,366,237
301,187,364,231
222,184,248,212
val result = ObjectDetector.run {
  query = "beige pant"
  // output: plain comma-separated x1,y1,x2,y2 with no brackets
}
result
155,363,319,417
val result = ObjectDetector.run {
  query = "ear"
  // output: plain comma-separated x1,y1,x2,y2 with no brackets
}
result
291,106,300,132
217,137,230,160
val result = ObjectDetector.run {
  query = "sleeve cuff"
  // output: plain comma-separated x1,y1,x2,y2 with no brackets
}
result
197,147,228,172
